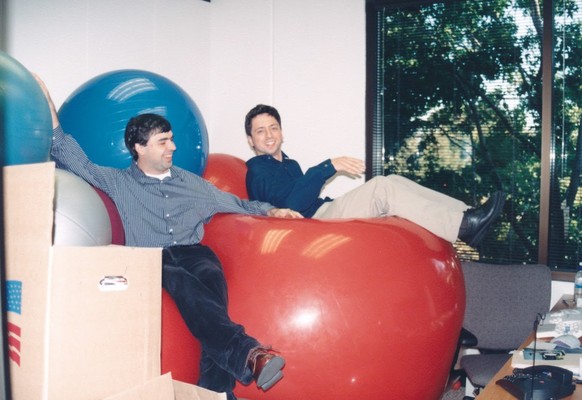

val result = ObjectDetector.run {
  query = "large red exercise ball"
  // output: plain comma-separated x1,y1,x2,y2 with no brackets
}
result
58,70,208,175
203,215,465,400
160,290,202,385
53,168,112,246
202,153,249,199
0,51,52,166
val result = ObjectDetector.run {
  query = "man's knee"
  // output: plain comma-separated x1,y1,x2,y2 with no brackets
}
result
364,174,397,191
370,174,408,188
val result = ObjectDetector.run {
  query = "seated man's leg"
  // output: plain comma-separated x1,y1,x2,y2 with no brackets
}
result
199,350,238,399
161,245,259,393
314,175,469,242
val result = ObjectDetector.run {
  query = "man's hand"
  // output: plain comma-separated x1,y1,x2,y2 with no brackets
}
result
33,74,60,129
331,156,365,177
267,208,304,219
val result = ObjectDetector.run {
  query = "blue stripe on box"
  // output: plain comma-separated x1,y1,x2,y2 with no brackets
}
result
6,281,22,315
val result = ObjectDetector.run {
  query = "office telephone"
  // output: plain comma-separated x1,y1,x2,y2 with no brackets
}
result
537,308,582,338
495,365,575,400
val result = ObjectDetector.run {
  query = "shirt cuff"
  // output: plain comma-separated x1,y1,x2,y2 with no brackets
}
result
52,125,65,141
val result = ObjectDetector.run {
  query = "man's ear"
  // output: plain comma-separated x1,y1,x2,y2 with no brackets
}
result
135,143,146,156
247,136,255,151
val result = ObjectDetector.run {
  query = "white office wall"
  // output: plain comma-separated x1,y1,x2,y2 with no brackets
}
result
5,0,212,140
4,0,365,198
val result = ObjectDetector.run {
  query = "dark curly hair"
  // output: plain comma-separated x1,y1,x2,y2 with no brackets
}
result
124,113,172,161
244,104,281,136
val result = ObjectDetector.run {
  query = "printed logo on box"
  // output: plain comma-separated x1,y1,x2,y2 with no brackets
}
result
6,280,22,366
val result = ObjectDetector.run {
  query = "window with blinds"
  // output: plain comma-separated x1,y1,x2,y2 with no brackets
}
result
366,0,582,269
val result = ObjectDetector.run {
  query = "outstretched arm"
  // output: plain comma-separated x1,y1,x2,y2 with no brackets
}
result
246,158,335,213
33,74,119,197
33,74,60,130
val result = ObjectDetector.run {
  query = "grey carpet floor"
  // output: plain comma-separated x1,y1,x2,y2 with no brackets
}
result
441,387,466,400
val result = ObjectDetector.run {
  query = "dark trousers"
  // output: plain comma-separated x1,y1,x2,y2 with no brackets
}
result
161,244,259,397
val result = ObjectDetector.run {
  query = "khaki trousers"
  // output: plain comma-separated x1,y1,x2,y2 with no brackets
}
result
313,175,469,243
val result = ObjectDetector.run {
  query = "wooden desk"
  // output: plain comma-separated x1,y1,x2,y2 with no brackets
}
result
476,295,581,399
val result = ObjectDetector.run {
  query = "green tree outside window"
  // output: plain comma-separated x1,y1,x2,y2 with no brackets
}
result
372,0,582,268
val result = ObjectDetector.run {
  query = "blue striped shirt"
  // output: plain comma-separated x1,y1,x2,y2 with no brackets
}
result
50,126,274,247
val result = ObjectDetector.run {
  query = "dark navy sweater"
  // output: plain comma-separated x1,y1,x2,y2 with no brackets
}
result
246,153,336,217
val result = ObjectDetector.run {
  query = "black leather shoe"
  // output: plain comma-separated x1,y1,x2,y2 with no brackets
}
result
458,191,505,247
248,347,285,391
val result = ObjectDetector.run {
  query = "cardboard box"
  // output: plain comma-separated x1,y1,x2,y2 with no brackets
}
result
4,162,162,400
103,373,226,400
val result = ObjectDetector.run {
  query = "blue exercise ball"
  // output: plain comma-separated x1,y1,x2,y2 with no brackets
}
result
0,51,52,166
58,70,209,174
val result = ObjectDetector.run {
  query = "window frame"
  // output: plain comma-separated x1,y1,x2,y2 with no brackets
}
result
365,0,559,269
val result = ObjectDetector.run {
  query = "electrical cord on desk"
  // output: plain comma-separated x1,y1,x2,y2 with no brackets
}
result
530,313,543,398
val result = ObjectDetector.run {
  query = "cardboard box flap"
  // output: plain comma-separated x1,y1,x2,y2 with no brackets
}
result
103,373,174,400
173,379,227,400
3,162,55,251
103,373,227,400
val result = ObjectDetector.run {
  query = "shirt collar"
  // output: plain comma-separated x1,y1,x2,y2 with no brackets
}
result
256,152,289,162
129,163,186,182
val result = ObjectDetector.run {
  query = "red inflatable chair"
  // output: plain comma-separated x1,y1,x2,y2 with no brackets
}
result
99,153,466,400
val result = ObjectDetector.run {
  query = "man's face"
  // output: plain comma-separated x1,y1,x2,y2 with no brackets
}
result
135,130,176,175
248,113,284,161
